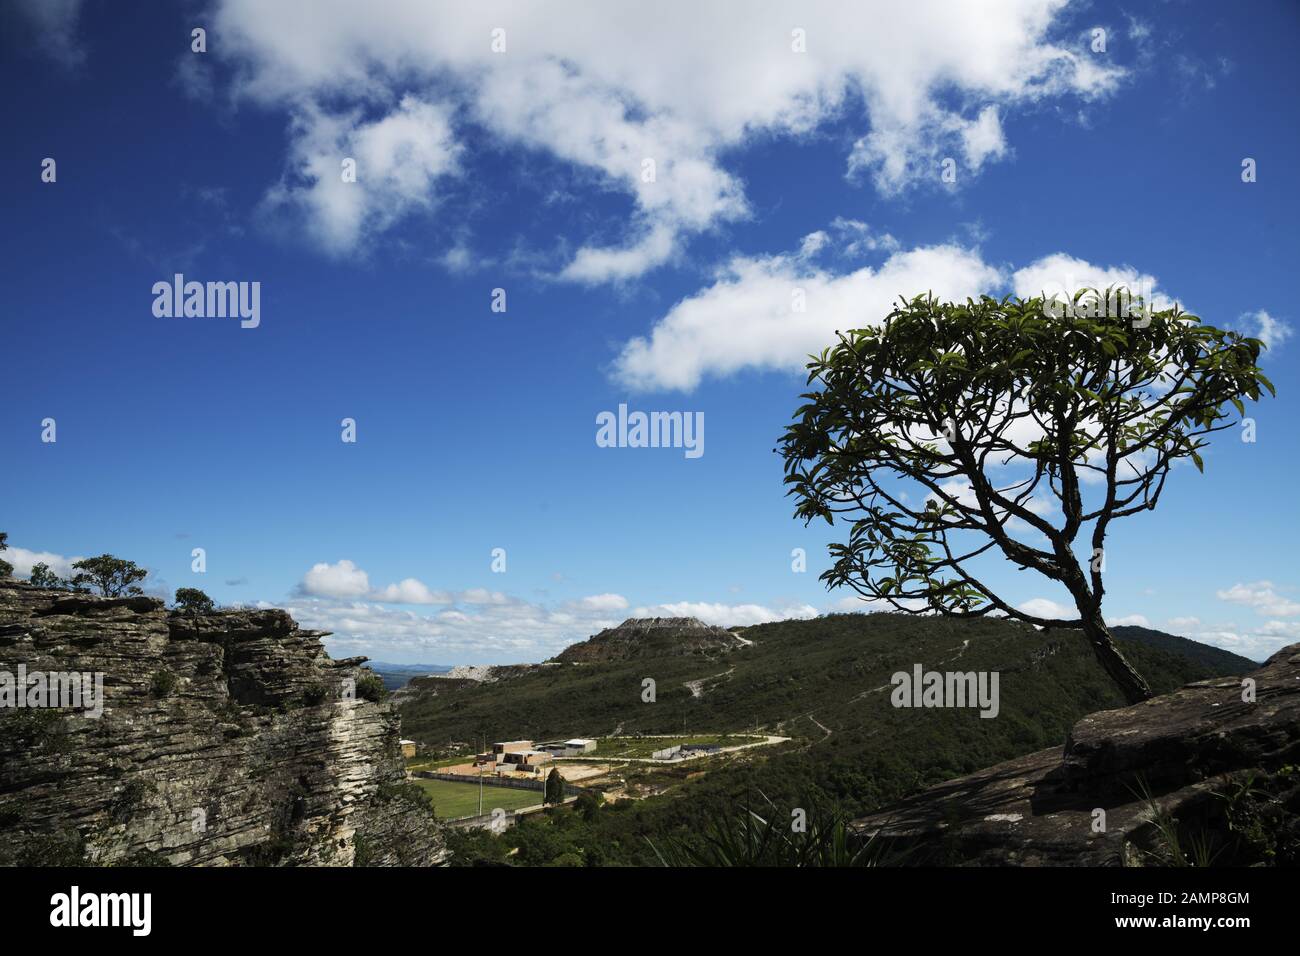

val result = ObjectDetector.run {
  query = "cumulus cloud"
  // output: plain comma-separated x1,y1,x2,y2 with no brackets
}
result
614,238,1001,390
1216,581,1300,618
262,96,461,256
612,241,1278,394
276,593,609,661
369,578,451,605
278,571,825,661
2,545,83,579
298,560,520,606
299,559,373,600
206,0,1125,278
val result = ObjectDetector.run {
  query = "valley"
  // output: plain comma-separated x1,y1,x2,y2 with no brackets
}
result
394,612,1260,865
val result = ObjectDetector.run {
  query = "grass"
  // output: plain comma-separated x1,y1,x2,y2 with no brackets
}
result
410,777,542,820
405,753,476,773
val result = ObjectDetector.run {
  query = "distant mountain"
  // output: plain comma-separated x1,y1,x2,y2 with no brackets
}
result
551,616,747,663
365,661,453,691
1110,625,1259,670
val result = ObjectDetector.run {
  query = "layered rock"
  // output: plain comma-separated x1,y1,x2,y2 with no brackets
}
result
0,580,445,866
852,643,1300,865
551,617,746,663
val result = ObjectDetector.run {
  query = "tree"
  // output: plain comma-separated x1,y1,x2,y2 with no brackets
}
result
173,587,215,615
29,563,65,589
0,532,11,578
70,554,148,598
780,291,1274,704
544,768,566,805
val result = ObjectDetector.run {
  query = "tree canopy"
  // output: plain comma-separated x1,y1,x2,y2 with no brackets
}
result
70,554,148,598
173,587,215,615
779,291,1274,703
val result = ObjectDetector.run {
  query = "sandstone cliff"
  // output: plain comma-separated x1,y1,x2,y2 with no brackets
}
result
0,580,445,866
852,642,1300,865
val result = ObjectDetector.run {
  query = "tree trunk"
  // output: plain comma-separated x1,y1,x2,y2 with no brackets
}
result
1082,614,1153,705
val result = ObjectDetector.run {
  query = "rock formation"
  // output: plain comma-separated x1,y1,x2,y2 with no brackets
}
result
551,616,746,663
852,642,1300,865
0,580,445,866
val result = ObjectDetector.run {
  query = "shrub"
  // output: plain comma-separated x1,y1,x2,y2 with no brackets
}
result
150,670,177,698
356,671,386,702
173,587,215,614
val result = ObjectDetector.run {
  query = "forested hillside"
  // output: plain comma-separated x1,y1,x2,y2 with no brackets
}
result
399,612,1255,866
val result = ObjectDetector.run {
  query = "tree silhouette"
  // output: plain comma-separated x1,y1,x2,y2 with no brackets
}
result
780,291,1274,704
544,767,566,805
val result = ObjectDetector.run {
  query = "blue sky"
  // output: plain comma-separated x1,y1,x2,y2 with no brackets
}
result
2,0,1297,663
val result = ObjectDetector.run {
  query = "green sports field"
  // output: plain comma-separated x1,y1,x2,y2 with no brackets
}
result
411,777,542,819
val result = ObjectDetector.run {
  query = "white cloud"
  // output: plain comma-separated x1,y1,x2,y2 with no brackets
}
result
1010,252,1173,309
299,559,372,599
1160,615,1288,663
829,218,900,258
1017,597,1076,620
961,106,1008,171
578,593,630,612
369,578,451,605
1240,309,1292,353
614,243,1262,395
1216,581,1300,618
209,0,1125,278
298,559,452,604
262,96,461,256
2,546,83,579
614,239,1001,391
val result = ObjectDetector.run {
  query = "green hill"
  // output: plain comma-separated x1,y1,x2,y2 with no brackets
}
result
399,612,1248,752
1110,624,1258,670
402,613,1255,865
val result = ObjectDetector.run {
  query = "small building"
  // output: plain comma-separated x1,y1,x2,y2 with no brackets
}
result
682,744,721,755
565,738,597,753
399,739,418,759
492,740,534,759
497,749,553,772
